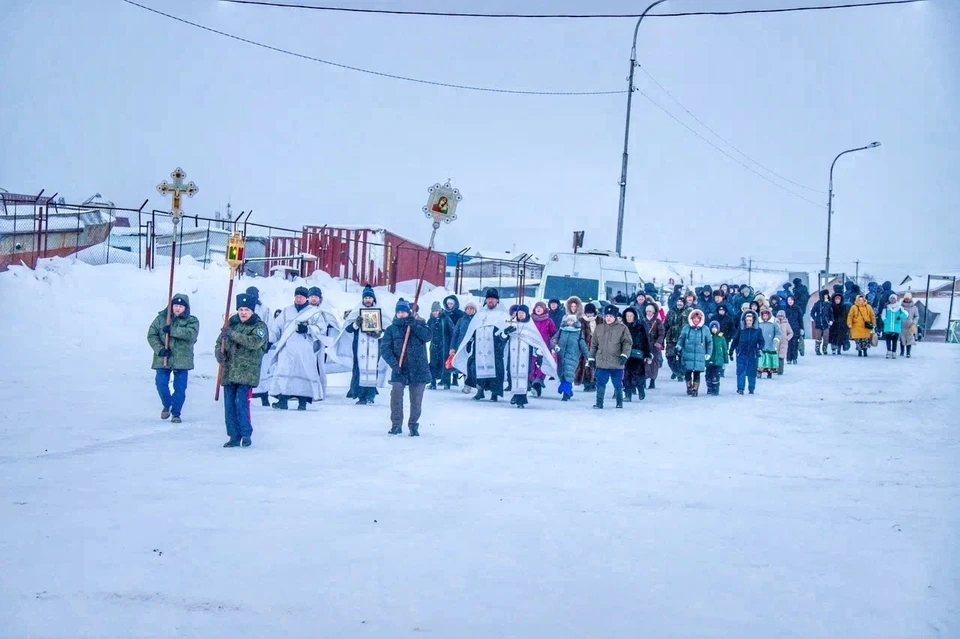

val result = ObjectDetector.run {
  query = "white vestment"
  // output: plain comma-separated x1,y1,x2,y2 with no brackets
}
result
452,304,508,381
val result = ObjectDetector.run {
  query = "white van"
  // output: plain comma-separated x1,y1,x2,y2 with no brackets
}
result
535,250,643,303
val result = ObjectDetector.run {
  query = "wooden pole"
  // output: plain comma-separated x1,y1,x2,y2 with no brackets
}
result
398,223,439,368
214,267,237,401
162,220,178,367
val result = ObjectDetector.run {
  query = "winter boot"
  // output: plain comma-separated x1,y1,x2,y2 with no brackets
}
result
533,381,543,398
736,389,745,395
160,408,170,420
297,399,308,411
429,381,438,390
462,385,473,395
900,344,905,356
685,380,693,396
241,437,252,448
388,425,402,435
223,438,241,448
624,388,634,403
272,397,289,410
253,392,270,407
906,346,912,358
561,393,571,402
891,350,898,359
408,423,420,436
451,377,459,387
636,385,645,401
648,379,656,390
171,416,182,424
777,358,785,375
442,384,450,391
692,380,700,397
473,389,486,401
615,390,624,409
514,395,528,409
593,388,604,410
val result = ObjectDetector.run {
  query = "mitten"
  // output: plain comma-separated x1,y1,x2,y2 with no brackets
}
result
618,355,628,366
586,358,596,369
162,324,171,335
297,323,308,334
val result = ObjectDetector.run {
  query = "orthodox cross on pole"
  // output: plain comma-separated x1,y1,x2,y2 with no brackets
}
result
157,167,199,224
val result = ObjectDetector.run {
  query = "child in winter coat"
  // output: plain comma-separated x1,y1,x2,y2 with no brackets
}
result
676,309,713,397
705,320,729,396
587,305,633,409
555,315,589,401
775,310,794,375
147,293,200,423
757,307,782,378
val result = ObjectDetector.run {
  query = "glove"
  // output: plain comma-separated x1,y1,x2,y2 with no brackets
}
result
618,354,628,366
219,327,231,340
503,326,516,336
158,347,172,358
586,358,596,369
161,324,171,335
297,323,308,334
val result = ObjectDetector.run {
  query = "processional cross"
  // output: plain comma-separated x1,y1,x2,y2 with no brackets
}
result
157,167,199,223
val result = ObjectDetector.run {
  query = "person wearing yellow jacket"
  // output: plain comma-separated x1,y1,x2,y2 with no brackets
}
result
846,295,876,357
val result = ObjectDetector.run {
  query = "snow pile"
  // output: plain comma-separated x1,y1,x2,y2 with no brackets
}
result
1,258,958,638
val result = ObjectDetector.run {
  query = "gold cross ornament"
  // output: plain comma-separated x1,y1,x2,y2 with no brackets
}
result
157,167,199,223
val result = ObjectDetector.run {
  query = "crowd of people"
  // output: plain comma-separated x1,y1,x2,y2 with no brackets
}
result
146,276,921,447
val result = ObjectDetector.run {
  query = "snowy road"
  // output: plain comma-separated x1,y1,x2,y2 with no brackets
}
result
1,265,958,638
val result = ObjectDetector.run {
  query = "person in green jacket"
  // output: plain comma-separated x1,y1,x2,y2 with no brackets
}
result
705,320,730,396
215,293,269,448
147,293,200,423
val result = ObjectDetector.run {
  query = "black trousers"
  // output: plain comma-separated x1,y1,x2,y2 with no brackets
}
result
885,333,899,352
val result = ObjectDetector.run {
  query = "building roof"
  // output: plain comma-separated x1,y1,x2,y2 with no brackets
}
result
471,250,542,264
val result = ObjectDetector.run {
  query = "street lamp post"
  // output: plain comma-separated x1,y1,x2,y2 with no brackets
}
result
616,0,670,258
825,141,881,276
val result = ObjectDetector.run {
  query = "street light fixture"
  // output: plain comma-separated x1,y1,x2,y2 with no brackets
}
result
824,141,881,276
615,0,670,258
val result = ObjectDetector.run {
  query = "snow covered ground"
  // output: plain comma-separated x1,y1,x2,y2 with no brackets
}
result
1,260,958,638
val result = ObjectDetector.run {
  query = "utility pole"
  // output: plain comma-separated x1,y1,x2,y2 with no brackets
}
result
748,257,753,287
854,259,860,285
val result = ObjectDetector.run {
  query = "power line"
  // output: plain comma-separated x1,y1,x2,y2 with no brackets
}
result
634,88,826,209
219,0,927,19
638,66,826,195
119,0,625,95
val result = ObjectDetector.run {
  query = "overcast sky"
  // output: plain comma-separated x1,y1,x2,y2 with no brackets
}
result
1,0,957,278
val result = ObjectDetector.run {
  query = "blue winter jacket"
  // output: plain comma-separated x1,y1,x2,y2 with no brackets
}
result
811,300,833,330
730,326,765,361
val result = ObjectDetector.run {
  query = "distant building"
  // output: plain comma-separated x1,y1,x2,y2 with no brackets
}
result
459,250,543,279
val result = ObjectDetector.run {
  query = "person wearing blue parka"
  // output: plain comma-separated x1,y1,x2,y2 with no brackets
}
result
147,293,200,423
880,293,909,359
729,310,765,394
676,308,713,397
810,290,834,355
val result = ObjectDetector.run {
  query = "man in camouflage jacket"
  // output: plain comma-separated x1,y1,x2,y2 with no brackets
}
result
215,293,268,448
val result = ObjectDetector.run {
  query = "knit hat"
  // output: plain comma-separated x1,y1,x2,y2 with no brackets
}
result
245,286,259,300
584,302,597,315
171,294,189,307
236,293,256,311
307,286,322,298
362,284,376,302
294,286,309,298
889,293,898,302
645,304,657,315
741,302,750,312
484,288,500,300
562,314,578,325
533,301,548,314
395,298,411,314
464,301,478,312
709,320,720,331
431,301,442,312
603,305,619,318
515,304,531,320
776,310,786,318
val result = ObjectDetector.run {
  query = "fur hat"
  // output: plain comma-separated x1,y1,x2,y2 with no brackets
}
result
603,305,619,318
484,288,500,300
307,286,322,298
236,293,256,311
464,301,478,312
687,308,705,326
533,301,548,315
294,286,309,298
709,320,720,331
362,285,376,302
889,293,898,303
562,314,579,326
645,304,657,315
584,302,597,315
903,292,913,301
776,309,787,318
395,298,411,314
741,302,751,312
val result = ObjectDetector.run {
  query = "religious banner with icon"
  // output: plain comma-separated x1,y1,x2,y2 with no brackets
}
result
360,308,382,334
422,181,462,225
